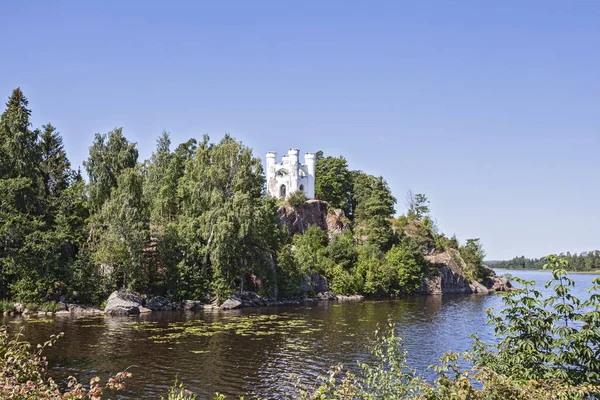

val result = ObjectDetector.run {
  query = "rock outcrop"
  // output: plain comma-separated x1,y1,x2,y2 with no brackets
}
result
418,250,513,295
417,249,473,294
146,296,173,311
276,200,349,236
300,273,330,294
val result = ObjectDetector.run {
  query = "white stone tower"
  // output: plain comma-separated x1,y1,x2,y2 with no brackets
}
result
265,149,315,200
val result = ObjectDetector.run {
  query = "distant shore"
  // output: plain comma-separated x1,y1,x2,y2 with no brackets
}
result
492,267,600,275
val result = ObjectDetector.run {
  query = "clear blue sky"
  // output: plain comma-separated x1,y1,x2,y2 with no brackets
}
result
2,1,599,260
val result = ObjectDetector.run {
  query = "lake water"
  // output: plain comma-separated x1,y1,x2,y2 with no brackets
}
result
3,269,598,399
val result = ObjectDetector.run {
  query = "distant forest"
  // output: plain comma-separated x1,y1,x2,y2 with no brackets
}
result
488,250,600,271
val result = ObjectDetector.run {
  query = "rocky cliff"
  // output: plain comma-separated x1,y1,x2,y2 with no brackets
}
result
276,200,349,236
417,249,512,295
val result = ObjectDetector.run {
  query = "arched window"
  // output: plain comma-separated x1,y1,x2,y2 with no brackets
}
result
279,185,286,198
299,184,304,191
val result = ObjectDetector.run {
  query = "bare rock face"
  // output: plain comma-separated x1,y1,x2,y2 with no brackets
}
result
417,249,473,295
300,273,330,294
276,200,349,236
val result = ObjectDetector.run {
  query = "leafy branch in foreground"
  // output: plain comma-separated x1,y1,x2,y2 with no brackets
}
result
0,327,130,399
292,254,600,399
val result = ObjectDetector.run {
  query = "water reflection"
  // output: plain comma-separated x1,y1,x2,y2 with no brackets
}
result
2,269,596,399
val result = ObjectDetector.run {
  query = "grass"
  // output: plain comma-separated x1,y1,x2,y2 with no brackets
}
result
0,300,59,314
0,300,15,313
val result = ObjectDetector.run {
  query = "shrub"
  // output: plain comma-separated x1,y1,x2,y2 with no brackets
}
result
39,302,59,313
0,300,15,313
295,256,600,399
384,238,428,295
287,190,308,210
0,327,131,399
161,377,198,400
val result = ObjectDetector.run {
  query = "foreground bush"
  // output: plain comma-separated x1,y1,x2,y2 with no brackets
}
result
0,328,130,399
3,255,599,399
295,255,600,399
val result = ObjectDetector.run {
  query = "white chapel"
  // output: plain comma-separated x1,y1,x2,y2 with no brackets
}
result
265,149,315,199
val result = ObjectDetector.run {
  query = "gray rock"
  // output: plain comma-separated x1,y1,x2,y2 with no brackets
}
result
139,306,152,313
58,302,68,312
489,276,512,292
104,290,144,315
220,298,243,310
23,308,30,315
470,280,490,294
69,304,104,315
55,310,71,317
147,296,173,311
417,250,474,295
183,300,202,311
14,303,24,313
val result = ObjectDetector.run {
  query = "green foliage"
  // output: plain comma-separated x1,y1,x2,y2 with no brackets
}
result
84,127,138,212
276,244,303,297
177,134,269,302
472,255,600,386
161,377,198,400
405,190,430,220
383,238,428,295
315,155,353,216
0,86,483,305
292,225,328,276
354,244,386,295
90,166,150,291
297,262,600,399
352,172,396,251
0,328,131,399
459,238,486,282
0,88,40,189
287,189,308,210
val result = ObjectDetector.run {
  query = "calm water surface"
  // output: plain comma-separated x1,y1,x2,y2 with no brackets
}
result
3,269,597,399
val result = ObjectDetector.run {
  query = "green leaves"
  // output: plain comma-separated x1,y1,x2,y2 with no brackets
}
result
473,254,600,387
314,155,353,216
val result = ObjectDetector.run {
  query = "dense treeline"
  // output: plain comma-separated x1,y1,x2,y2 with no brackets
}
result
0,88,486,305
489,250,600,271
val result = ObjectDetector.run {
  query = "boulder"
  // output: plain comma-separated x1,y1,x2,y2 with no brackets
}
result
147,296,173,311
55,310,71,317
104,290,144,315
488,276,512,292
69,304,104,315
470,280,490,294
183,300,203,311
220,298,242,310
58,302,68,312
13,303,24,313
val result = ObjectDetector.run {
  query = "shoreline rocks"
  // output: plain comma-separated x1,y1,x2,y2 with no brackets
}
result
104,291,145,315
